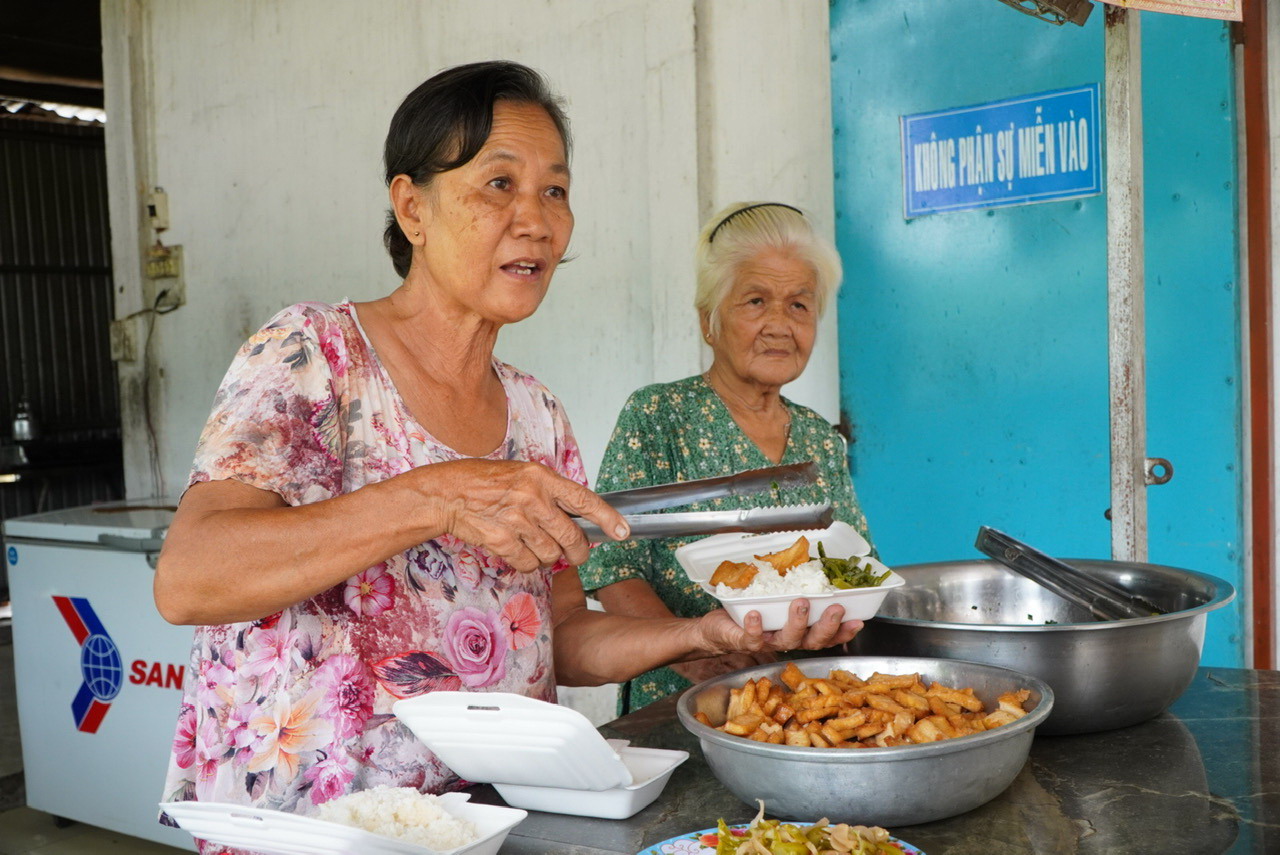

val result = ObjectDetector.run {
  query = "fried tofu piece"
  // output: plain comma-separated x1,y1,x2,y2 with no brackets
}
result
806,678,840,697
726,687,746,721
778,721,808,747
983,710,1020,729
842,689,868,708
754,536,810,573
826,712,868,731
820,722,851,745
790,684,817,703
866,694,907,715
755,720,783,739
927,714,959,738
710,560,759,589
867,672,920,690
928,696,960,717
784,727,812,747
925,682,985,712
853,720,887,740
779,662,807,692
771,702,796,725
723,713,764,736
796,700,841,725
829,669,866,689
747,719,785,744
997,689,1032,718
892,688,931,713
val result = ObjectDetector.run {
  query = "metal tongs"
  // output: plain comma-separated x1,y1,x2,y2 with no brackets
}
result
575,462,833,541
975,526,1165,621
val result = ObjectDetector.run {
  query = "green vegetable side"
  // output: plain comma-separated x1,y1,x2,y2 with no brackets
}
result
816,541,891,590
713,816,901,855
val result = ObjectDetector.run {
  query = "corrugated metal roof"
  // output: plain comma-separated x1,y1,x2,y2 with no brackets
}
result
0,99,104,125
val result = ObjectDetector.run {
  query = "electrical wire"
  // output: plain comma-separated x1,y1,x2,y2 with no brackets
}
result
135,288,178,496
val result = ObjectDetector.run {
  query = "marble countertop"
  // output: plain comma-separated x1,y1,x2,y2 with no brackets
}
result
476,667,1279,854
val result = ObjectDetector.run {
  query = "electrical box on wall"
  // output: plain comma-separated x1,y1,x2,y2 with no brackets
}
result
144,243,185,310
146,189,171,232
109,317,136,362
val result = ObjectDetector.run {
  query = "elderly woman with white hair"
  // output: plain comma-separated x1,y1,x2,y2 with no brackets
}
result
579,202,875,712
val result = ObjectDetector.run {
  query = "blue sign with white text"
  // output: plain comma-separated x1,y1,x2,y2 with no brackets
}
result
901,84,1101,218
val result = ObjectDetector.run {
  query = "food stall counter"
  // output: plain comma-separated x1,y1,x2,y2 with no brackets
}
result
476,667,1279,854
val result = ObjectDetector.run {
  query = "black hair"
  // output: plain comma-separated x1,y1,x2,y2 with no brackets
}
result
382,61,572,278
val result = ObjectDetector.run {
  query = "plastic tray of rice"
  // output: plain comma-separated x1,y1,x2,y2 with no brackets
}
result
160,788,526,855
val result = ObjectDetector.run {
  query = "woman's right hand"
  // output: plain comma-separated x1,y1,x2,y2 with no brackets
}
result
417,458,630,572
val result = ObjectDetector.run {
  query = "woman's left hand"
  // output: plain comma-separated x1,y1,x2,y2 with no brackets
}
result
696,599,863,657
670,650,777,685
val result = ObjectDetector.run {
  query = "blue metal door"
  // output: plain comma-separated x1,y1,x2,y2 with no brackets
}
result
830,3,1243,666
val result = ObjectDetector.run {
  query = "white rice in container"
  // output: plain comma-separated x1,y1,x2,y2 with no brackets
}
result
713,558,836,598
316,785,479,850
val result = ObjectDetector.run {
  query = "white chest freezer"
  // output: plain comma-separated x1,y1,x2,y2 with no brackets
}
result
4,499,196,850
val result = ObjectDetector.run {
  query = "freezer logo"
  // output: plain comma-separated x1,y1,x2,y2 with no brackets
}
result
52,596,122,733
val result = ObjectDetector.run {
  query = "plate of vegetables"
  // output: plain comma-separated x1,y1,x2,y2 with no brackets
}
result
637,808,922,854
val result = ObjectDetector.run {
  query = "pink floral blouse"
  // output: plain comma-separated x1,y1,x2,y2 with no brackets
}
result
160,301,584,839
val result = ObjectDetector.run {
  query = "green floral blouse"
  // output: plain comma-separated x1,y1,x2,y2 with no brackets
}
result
578,374,874,712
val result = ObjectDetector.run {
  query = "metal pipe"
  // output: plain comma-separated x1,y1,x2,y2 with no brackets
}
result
1105,7,1148,562
1240,0,1274,668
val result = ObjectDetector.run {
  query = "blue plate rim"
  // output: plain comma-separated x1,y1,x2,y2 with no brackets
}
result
635,823,924,854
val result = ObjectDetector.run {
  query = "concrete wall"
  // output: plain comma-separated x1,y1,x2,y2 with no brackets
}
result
102,0,840,500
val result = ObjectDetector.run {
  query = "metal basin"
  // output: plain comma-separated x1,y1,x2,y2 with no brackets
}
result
850,559,1236,735
676,655,1053,826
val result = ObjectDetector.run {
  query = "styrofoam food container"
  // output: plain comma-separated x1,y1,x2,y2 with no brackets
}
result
393,692,688,819
674,521,904,631
490,744,687,819
159,791,526,855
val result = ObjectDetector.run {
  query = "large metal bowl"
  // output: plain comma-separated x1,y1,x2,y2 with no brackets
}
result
850,559,1236,735
676,655,1053,826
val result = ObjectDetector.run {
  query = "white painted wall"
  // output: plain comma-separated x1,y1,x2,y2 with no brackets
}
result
102,0,839,721
695,0,840,402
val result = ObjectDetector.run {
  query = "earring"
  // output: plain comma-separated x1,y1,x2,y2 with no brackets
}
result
413,230,420,236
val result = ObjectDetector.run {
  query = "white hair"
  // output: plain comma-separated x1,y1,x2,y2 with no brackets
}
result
694,202,843,337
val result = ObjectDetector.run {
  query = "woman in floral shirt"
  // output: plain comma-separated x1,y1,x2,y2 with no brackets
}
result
579,203,875,713
154,66,859,851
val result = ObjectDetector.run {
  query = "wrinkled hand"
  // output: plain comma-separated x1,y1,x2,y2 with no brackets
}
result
418,458,628,572
697,599,863,657
671,650,776,685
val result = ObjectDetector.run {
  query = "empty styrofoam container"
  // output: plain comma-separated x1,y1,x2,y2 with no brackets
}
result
392,692,688,819
675,521,903,631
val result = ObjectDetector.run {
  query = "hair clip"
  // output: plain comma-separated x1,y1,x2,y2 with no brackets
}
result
708,203,804,243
